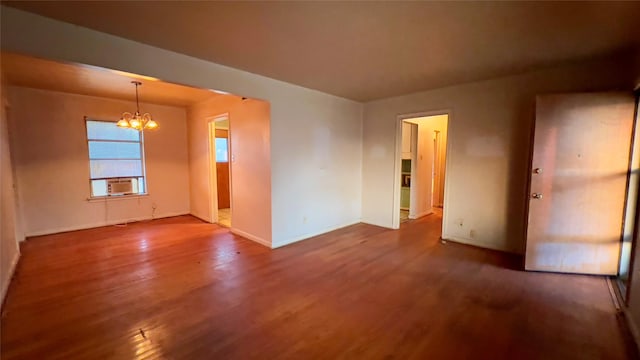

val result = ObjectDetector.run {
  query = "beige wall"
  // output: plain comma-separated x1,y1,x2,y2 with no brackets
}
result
270,88,362,248
230,99,272,245
187,95,272,246
1,81,21,303
0,6,363,248
362,54,635,253
8,87,190,236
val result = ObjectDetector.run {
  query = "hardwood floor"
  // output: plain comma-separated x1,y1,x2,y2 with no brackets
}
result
1,214,637,359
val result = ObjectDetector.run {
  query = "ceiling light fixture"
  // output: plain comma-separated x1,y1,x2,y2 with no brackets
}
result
117,81,158,131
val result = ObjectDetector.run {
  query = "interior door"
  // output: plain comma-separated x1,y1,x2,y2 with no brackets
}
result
525,92,636,275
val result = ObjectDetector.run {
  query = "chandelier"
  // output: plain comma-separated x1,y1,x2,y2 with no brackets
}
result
117,81,158,131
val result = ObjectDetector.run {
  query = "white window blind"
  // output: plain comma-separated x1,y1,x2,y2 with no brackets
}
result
86,120,146,196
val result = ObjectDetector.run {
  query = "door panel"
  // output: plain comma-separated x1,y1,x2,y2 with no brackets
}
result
216,162,230,209
409,122,434,219
525,92,636,275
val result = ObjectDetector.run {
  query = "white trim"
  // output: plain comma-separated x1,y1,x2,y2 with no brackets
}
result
87,193,149,202
25,211,189,237
84,117,149,199
230,227,271,248
361,220,391,229
393,110,453,231
272,220,361,248
408,210,433,220
1,250,20,304
189,211,210,223
442,235,521,254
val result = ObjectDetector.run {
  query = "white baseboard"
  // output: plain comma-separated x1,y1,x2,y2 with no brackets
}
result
189,212,212,223
441,234,521,254
230,228,271,248
1,250,20,305
361,220,393,229
272,220,361,249
408,210,433,220
25,211,190,237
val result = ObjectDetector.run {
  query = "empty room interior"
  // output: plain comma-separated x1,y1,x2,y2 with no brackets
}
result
1,2,640,359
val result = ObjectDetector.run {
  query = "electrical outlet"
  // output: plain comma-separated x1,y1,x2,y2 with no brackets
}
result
456,218,463,227
469,229,476,238
303,216,308,224
150,203,157,220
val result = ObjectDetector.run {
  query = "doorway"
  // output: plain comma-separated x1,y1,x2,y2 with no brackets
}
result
394,112,449,228
208,115,232,227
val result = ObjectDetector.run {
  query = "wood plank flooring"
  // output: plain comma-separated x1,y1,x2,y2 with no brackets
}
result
1,214,637,359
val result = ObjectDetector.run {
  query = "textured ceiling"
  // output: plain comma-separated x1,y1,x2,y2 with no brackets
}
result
1,52,218,107
4,1,640,101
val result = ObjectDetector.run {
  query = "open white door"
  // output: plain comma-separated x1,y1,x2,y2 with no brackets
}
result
409,121,435,219
525,92,636,275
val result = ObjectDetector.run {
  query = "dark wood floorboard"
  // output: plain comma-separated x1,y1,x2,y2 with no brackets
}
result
1,214,637,359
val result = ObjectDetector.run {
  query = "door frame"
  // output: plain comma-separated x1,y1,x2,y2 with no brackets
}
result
392,109,453,230
622,92,640,303
207,113,230,224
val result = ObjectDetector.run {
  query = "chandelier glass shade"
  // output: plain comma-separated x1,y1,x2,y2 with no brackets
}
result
117,81,158,131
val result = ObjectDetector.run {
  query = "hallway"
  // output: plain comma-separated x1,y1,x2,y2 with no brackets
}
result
218,208,231,227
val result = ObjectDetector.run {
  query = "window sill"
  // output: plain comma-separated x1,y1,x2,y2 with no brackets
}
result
87,194,149,202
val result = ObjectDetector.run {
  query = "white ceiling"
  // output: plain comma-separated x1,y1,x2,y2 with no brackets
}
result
1,52,218,107
4,1,640,101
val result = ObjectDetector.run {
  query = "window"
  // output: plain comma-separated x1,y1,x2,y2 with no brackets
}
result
215,137,229,162
86,119,146,197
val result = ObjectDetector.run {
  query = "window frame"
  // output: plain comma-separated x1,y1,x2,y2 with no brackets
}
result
84,118,148,199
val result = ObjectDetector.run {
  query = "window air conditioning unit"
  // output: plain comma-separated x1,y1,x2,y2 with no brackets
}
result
107,178,134,195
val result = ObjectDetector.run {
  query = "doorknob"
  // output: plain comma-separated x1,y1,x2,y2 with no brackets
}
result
534,168,542,174
532,193,543,199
